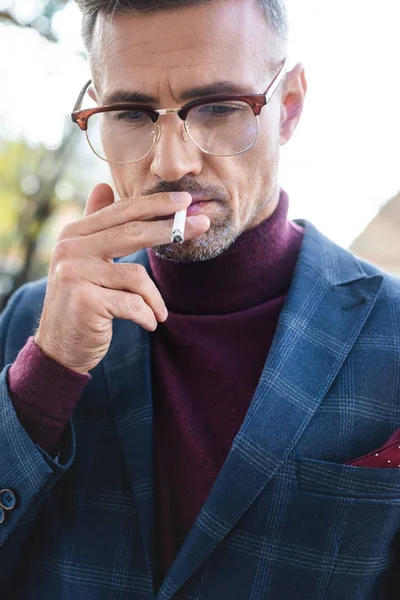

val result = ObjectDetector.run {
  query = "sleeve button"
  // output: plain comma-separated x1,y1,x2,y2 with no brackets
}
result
0,489,17,511
0,507,5,524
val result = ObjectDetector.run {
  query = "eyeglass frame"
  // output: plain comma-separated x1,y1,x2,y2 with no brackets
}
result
71,59,287,163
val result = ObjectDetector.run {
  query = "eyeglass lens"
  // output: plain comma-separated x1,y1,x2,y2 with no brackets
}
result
86,100,259,164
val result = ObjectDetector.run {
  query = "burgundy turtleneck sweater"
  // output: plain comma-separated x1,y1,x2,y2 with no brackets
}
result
147,190,303,587
7,189,304,589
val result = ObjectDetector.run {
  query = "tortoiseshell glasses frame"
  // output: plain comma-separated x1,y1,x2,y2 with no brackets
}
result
71,59,287,163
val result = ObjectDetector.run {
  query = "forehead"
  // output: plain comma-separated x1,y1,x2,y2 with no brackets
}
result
91,0,282,100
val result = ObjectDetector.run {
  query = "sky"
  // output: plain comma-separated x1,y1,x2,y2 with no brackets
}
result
0,0,399,248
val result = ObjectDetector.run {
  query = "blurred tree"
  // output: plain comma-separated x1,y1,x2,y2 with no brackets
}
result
0,0,93,310
0,126,79,311
0,0,68,43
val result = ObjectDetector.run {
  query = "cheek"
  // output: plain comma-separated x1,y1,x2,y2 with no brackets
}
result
249,114,281,186
229,125,279,191
110,165,148,198
256,110,281,155
228,122,280,217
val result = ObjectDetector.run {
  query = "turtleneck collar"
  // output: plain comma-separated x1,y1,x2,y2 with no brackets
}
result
147,189,303,315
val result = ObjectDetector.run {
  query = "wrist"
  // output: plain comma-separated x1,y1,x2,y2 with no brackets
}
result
33,335,88,375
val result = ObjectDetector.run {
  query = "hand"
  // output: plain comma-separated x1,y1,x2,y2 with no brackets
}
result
34,183,210,374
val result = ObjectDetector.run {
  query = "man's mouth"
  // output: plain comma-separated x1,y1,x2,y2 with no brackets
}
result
190,197,212,204
186,200,213,217
156,199,214,221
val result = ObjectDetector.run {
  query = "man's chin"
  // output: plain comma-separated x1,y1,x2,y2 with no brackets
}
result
151,229,233,263
151,239,217,263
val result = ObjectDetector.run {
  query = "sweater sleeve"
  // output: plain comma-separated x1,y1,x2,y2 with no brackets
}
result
7,337,91,456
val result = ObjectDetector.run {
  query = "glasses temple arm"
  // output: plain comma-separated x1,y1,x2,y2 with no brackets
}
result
264,59,287,103
72,80,92,112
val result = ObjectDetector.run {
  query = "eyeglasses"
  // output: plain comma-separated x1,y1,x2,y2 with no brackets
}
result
71,60,287,165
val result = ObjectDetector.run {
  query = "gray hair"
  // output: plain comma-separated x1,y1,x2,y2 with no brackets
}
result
75,0,289,50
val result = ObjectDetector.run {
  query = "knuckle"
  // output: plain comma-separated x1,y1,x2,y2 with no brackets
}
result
53,239,71,262
112,291,140,316
115,262,147,287
130,263,147,281
91,208,108,229
111,197,131,215
114,263,133,286
130,293,145,313
126,197,136,214
59,223,74,240
113,262,128,278
123,220,145,237
101,226,119,246
53,261,76,283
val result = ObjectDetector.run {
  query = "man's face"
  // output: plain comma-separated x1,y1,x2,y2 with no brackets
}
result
90,0,305,262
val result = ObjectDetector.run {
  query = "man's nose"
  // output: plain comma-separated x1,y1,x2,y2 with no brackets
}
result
149,116,202,181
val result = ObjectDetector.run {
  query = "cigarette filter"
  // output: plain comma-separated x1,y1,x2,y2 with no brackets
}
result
171,208,187,244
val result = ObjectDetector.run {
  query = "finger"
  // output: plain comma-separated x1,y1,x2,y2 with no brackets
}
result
101,288,158,331
74,191,192,237
64,214,210,260
83,183,115,218
82,261,168,322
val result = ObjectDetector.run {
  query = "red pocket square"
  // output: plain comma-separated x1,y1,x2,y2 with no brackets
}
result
345,428,400,468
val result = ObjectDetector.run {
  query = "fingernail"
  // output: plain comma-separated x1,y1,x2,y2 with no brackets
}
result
170,192,191,203
187,215,209,227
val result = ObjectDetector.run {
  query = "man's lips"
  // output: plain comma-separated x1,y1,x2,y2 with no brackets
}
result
153,199,214,221
190,197,212,204
186,200,213,217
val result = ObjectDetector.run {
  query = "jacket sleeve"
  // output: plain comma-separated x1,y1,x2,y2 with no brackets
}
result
0,284,76,585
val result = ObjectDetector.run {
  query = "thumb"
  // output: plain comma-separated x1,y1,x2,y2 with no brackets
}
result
83,183,115,218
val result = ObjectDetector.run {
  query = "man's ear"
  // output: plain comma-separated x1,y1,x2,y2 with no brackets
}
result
280,63,307,146
87,84,97,103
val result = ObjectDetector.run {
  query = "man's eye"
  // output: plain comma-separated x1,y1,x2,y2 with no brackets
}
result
199,105,239,116
115,110,146,121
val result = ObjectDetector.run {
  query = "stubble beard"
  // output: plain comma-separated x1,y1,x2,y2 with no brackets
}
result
152,206,240,263
152,193,270,263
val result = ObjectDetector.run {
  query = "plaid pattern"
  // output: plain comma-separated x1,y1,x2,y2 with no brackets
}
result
0,220,399,599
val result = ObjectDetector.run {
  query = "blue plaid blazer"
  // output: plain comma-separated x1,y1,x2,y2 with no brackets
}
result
0,221,399,600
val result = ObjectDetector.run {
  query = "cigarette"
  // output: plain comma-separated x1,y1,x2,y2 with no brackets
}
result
171,208,187,244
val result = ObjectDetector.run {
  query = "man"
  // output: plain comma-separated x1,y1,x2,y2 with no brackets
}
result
0,0,399,598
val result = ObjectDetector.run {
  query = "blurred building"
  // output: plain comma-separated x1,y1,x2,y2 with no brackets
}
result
350,191,400,277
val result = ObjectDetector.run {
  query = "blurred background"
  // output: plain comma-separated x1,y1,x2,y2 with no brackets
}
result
0,0,399,311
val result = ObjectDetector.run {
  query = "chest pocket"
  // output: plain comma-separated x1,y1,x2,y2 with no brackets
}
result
298,456,400,500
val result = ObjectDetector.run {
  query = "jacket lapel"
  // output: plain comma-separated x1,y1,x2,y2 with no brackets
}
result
156,222,383,599
102,250,155,596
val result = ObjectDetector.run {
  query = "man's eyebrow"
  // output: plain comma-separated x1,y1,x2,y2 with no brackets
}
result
102,91,157,105
179,82,249,101
102,82,249,106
